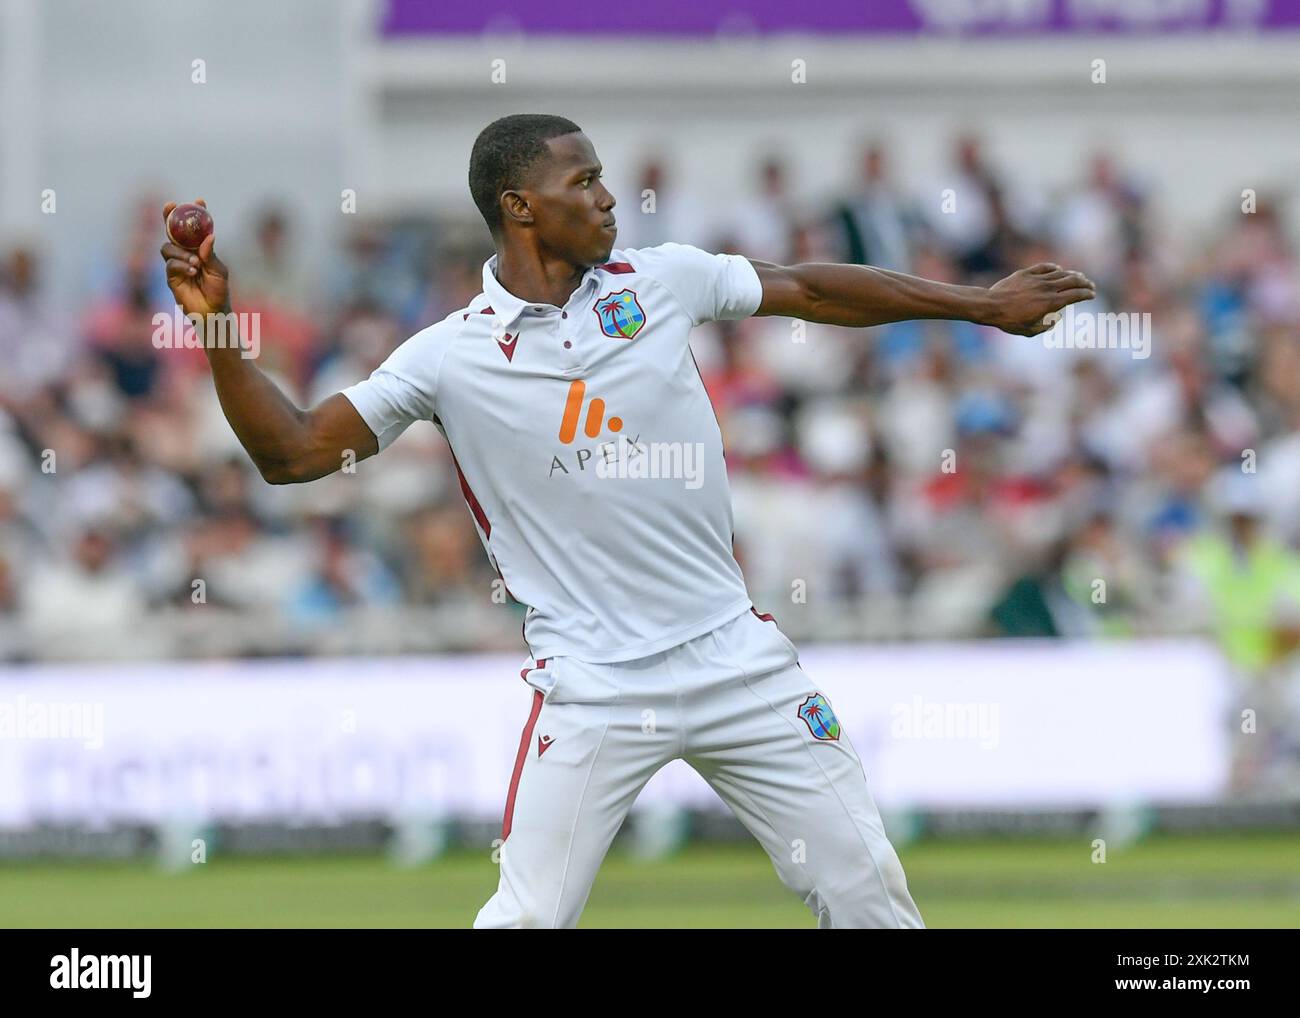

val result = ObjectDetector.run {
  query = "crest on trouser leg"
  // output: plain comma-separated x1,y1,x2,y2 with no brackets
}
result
797,693,840,741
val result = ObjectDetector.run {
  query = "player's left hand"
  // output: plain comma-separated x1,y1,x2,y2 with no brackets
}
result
985,263,1096,336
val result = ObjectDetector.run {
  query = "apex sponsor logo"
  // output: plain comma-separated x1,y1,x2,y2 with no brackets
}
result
558,380,622,444
537,734,555,757
50,949,151,998
549,381,704,487
497,332,518,362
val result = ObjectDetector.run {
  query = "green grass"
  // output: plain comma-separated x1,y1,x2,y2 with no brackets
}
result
1,833,1297,928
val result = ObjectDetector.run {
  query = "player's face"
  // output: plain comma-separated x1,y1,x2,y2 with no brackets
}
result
527,133,617,266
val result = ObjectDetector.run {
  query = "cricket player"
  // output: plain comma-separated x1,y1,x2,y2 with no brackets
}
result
159,114,1095,928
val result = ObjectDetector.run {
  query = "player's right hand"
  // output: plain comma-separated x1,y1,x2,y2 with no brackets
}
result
160,199,230,316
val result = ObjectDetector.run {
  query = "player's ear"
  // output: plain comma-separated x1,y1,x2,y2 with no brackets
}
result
501,190,533,228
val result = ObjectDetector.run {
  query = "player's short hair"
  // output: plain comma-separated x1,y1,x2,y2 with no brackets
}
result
469,114,583,237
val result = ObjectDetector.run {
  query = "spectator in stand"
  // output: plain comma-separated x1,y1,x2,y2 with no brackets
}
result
829,140,914,273
731,154,798,265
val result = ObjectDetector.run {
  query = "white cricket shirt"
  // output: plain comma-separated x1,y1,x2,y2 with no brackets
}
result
340,243,765,663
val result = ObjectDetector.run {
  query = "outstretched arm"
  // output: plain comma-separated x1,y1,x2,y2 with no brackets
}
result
749,259,1095,337
159,199,378,484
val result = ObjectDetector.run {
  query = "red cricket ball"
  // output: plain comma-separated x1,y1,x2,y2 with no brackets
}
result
166,203,214,250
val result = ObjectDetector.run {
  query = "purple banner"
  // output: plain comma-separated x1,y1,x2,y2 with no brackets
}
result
383,0,1300,37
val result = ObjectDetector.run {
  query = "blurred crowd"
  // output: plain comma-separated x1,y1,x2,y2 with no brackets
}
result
3,133,1300,744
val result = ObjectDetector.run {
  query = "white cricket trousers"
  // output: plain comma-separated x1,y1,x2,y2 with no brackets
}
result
474,607,924,929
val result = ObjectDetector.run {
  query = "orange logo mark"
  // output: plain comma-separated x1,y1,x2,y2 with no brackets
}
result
558,380,624,444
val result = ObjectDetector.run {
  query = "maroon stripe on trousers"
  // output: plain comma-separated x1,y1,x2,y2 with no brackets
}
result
502,689,544,842
519,658,547,682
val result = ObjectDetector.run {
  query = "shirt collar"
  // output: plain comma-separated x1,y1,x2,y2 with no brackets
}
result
480,254,602,328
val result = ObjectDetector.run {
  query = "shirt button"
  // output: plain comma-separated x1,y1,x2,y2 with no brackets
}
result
563,340,572,349
532,306,544,313
561,311,568,318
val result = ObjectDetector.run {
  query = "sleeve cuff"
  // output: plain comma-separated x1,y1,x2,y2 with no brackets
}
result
339,384,400,453
717,253,764,320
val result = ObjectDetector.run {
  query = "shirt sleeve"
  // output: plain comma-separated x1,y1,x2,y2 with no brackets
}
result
338,328,444,452
632,242,764,326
